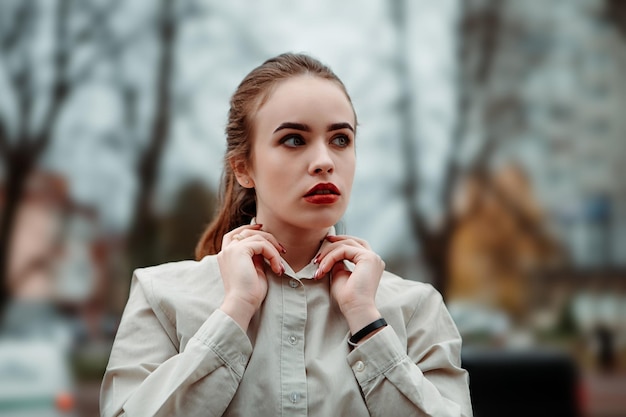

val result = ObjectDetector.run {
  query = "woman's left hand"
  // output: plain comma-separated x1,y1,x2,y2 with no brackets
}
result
314,235,385,335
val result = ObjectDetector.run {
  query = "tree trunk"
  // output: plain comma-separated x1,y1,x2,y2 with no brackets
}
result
0,148,35,314
127,0,176,271
410,220,455,298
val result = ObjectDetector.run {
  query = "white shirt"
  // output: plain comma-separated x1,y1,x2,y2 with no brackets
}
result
100,240,472,416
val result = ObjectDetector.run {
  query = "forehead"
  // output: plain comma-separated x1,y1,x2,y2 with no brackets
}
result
253,76,355,129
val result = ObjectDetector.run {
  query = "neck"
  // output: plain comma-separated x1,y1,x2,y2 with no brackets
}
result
256,218,330,272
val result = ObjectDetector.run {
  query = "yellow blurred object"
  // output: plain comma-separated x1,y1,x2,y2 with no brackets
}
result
448,163,561,321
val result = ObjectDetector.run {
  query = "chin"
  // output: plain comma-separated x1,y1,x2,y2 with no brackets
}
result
297,210,344,231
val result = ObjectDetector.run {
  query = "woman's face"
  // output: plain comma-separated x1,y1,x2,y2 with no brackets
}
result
241,75,356,233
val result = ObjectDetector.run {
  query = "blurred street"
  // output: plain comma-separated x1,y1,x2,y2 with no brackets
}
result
583,371,626,417
71,369,626,417
76,382,99,417
2,0,626,416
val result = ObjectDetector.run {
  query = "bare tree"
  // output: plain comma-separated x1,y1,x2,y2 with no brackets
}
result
605,0,626,38
0,0,200,312
0,0,125,312
392,0,555,297
125,0,179,271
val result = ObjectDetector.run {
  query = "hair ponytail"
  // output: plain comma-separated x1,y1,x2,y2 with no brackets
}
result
194,167,256,258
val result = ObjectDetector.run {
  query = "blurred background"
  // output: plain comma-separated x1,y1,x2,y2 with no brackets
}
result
1,0,625,416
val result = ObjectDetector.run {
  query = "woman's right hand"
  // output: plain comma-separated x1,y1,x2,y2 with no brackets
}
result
217,224,285,331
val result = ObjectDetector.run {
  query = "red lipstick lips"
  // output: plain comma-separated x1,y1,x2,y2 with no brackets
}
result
304,183,340,204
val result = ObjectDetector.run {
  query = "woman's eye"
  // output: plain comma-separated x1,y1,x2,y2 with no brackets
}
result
331,135,351,148
281,135,305,147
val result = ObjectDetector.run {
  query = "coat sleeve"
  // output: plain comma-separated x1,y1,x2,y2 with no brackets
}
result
100,274,252,417
347,285,473,417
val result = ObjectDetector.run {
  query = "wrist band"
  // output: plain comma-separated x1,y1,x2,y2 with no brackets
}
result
348,318,387,346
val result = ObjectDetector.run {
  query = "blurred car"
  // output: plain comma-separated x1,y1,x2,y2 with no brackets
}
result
462,346,582,417
0,302,76,417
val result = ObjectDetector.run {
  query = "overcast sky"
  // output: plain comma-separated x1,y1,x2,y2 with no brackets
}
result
37,0,458,266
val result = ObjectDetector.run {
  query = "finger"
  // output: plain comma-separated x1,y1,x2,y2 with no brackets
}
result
227,226,287,254
241,230,287,254
314,238,368,264
239,234,288,258
224,224,263,245
253,254,266,276
330,261,350,282
231,224,263,234
314,245,365,279
325,235,371,250
242,239,285,276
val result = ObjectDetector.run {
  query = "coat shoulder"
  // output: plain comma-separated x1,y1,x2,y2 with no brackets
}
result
376,270,443,321
378,270,439,301
133,256,224,314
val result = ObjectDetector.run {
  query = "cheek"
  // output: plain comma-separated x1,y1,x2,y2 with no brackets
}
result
342,153,356,181
253,159,294,190
343,158,356,199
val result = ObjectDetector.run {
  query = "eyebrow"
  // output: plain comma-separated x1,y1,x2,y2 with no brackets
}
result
273,122,354,133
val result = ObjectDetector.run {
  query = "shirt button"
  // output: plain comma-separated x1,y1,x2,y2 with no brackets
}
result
354,361,365,372
289,391,301,403
239,354,247,365
288,335,298,345
289,279,299,288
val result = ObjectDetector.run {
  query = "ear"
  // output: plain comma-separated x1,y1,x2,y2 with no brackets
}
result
230,158,255,188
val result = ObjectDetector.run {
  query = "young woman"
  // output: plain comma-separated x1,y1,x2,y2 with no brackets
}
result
100,53,472,417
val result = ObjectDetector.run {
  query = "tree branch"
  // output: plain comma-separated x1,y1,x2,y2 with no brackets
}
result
442,0,505,222
15,63,33,142
0,119,9,158
139,0,176,187
71,18,153,86
474,0,503,86
32,0,71,155
69,0,124,49
3,1,37,143
391,0,430,244
0,2,32,54
605,0,626,39
127,0,178,269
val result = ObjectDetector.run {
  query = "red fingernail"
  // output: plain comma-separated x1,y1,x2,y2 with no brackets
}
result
313,253,320,264
279,243,287,254
314,268,322,279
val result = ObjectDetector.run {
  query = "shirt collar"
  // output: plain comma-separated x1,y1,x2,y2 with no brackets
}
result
250,218,336,280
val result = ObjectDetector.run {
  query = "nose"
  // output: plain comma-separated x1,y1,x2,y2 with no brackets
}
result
308,142,334,175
